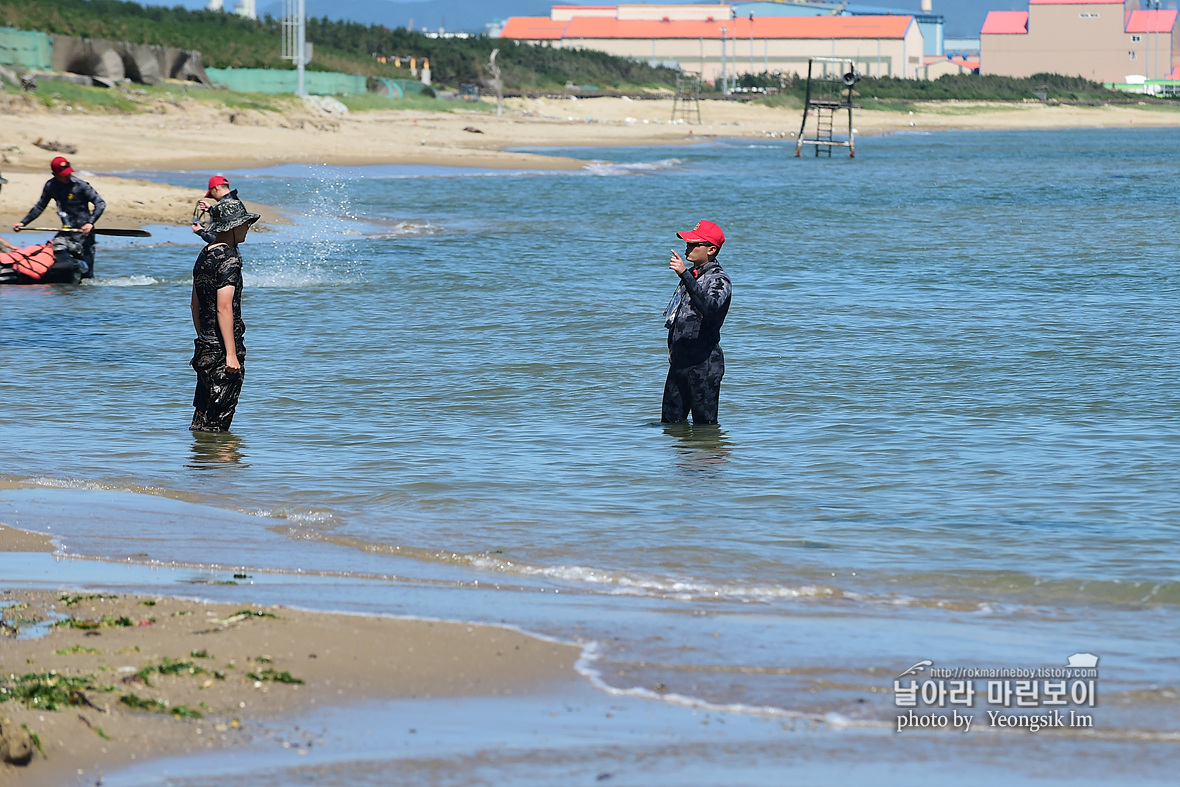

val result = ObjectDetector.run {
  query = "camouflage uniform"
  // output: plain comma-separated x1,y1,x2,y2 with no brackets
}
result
662,260,731,424
190,243,245,432
20,174,105,277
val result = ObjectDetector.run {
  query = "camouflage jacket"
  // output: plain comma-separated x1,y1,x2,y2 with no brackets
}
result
21,175,106,228
192,243,245,345
664,260,731,366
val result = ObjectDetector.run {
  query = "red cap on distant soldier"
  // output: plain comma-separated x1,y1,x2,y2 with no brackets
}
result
50,156,73,177
205,175,230,198
676,220,725,248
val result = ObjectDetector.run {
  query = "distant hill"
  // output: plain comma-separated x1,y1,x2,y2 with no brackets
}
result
0,0,679,89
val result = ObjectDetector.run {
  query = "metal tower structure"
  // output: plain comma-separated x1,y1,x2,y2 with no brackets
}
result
671,74,702,124
281,0,308,97
794,58,858,158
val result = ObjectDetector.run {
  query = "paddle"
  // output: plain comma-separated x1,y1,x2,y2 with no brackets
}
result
16,226,152,238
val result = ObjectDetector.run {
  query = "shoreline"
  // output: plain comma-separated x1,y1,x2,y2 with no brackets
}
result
3,96,1180,232
0,525,580,787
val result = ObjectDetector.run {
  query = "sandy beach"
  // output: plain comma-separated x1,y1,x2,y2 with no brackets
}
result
2,93,1179,232
4,91,1180,785
0,524,577,786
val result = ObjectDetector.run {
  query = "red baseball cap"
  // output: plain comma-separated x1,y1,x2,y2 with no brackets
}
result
676,219,725,248
50,156,73,177
205,175,230,198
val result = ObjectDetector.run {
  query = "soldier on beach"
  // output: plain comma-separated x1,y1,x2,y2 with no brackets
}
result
662,220,732,425
189,197,259,432
12,156,105,278
192,174,234,243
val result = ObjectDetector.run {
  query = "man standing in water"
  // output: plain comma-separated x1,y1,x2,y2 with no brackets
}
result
662,220,732,425
189,197,259,432
12,156,105,277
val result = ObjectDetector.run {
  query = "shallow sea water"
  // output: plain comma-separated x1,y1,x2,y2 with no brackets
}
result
2,128,1180,782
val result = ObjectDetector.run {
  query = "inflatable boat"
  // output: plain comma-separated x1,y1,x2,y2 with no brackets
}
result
0,242,91,285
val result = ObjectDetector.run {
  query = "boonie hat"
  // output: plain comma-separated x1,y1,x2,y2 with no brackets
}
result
205,174,230,198
206,198,260,234
50,156,73,177
677,219,725,248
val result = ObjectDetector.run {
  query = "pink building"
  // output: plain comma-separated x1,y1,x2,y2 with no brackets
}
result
981,0,1178,82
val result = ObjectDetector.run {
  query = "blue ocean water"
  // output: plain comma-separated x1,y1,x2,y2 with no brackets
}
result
2,128,1180,750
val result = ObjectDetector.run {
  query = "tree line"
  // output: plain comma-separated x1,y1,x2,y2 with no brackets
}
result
0,0,678,89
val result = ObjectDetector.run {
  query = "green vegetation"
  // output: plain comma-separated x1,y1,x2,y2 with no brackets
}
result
53,615,140,629
0,671,110,711
134,657,210,686
0,0,677,90
246,668,304,685
53,645,102,655
22,725,43,757
59,593,118,607
119,693,203,718
337,91,485,113
25,79,141,111
226,609,278,621
747,72,1137,105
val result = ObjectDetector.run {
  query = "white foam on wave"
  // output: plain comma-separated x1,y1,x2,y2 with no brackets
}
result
465,555,838,603
573,641,886,728
92,275,159,287
243,268,357,289
369,220,445,239
582,158,684,176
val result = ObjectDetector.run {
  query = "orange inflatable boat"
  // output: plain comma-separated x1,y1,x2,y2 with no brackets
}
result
0,243,86,284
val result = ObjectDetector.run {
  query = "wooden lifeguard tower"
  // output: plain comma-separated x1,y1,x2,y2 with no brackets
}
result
794,57,858,158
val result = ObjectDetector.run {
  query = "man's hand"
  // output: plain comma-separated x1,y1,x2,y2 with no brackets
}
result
197,199,212,212
191,223,204,235
12,222,23,233
225,356,242,375
80,223,94,235
669,249,687,275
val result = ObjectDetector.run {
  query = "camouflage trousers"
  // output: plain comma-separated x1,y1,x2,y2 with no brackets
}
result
661,345,724,425
190,338,245,432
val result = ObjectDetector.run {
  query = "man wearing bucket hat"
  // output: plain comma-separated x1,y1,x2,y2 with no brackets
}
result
191,174,234,243
12,156,105,278
661,219,732,425
189,197,259,432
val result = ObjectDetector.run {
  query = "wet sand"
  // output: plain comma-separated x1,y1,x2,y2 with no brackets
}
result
2,94,1179,233
0,526,578,787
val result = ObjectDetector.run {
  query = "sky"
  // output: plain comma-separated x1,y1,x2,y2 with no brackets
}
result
138,0,1072,40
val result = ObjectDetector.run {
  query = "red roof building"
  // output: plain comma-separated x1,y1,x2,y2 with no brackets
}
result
500,4,926,81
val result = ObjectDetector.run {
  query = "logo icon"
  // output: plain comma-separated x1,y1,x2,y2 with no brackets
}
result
1066,653,1098,668
897,659,933,678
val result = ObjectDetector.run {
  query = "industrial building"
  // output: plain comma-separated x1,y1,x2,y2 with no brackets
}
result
499,3,929,81
981,0,1179,83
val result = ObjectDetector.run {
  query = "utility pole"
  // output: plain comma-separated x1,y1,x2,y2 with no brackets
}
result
749,14,754,78
720,26,728,95
282,0,308,96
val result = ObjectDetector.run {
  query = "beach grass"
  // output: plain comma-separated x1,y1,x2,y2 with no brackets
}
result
337,92,493,113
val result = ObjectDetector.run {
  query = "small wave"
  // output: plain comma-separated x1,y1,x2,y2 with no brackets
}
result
248,507,338,527
243,269,358,289
93,275,158,287
582,158,684,176
464,555,841,603
369,220,445,239
573,641,858,727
